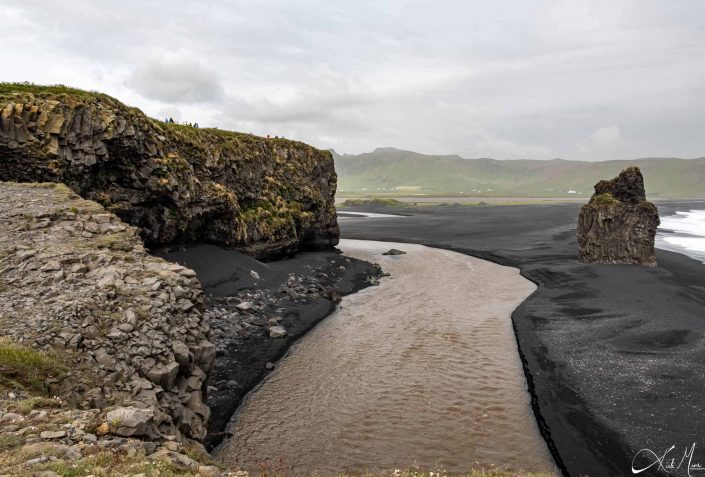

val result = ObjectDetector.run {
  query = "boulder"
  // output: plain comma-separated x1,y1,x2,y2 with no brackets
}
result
106,406,155,437
577,167,660,266
149,449,200,471
382,248,406,256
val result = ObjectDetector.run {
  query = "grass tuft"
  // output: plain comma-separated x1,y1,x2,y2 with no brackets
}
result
94,233,135,252
0,339,66,393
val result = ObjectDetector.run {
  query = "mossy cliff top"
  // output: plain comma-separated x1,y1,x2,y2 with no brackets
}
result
0,83,339,259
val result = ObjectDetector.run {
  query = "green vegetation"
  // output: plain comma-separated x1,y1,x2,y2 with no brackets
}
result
333,147,705,198
0,434,23,453
341,198,406,207
94,232,135,252
10,396,62,414
0,82,113,102
7,449,199,477
0,339,66,393
591,192,621,206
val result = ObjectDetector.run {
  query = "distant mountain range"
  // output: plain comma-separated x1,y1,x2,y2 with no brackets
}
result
332,147,705,198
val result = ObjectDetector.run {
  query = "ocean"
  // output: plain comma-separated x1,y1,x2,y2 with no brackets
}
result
656,209,705,264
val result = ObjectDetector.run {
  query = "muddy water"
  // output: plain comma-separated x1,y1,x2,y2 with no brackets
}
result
218,240,556,475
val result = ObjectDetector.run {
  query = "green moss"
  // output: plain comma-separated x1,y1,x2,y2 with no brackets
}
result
0,339,66,393
591,192,621,206
240,199,275,212
94,233,135,252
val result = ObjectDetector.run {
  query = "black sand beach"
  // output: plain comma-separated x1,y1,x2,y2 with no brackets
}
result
339,201,705,477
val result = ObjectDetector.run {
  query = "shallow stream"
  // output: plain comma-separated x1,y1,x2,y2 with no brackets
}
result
218,239,556,475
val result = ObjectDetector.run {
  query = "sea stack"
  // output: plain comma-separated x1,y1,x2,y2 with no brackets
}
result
577,166,660,266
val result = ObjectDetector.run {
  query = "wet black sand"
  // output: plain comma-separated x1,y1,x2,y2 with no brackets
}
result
339,200,705,477
162,244,382,450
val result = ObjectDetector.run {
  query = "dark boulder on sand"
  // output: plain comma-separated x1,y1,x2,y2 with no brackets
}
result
382,248,406,256
577,166,660,265
0,85,339,259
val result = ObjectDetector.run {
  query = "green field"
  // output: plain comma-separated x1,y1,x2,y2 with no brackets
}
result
333,147,705,199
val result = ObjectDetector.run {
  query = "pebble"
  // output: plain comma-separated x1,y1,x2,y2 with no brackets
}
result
268,325,287,338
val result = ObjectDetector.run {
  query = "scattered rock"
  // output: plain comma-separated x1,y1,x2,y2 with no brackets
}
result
95,422,109,436
268,325,287,338
0,183,214,441
236,301,254,311
40,430,66,439
0,412,23,423
150,449,200,471
199,465,222,477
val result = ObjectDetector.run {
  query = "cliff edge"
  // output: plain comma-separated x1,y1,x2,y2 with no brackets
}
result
577,167,660,266
0,84,339,259
0,182,214,442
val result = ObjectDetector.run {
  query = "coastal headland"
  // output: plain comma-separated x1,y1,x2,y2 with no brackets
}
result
0,85,385,476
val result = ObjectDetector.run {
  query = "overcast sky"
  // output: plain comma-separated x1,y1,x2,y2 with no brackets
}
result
3,0,705,160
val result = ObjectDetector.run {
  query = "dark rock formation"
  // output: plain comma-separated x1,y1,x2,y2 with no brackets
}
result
577,167,660,265
0,87,339,259
382,248,406,255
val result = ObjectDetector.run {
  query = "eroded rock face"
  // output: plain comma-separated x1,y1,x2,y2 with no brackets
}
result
0,90,339,259
577,167,660,266
0,182,213,441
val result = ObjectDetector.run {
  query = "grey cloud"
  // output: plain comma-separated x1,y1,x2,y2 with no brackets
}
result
129,55,224,104
2,0,705,160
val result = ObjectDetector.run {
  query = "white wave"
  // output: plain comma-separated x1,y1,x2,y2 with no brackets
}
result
659,210,705,236
656,209,705,264
337,211,404,218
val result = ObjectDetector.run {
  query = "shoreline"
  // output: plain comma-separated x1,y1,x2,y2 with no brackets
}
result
217,239,557,475
339,202,705,477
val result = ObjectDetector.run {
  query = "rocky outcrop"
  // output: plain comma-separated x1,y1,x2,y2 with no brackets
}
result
577,167,660,265
0,182,213,441
0,86,339,259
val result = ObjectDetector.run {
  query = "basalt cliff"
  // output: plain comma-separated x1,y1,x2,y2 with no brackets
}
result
0,85,339,259
577,167,660,266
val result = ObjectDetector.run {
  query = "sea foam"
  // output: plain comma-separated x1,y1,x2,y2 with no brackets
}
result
656,209,705,263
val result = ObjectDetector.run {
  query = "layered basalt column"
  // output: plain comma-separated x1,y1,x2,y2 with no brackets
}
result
577,166,660,266
0,89,339,259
